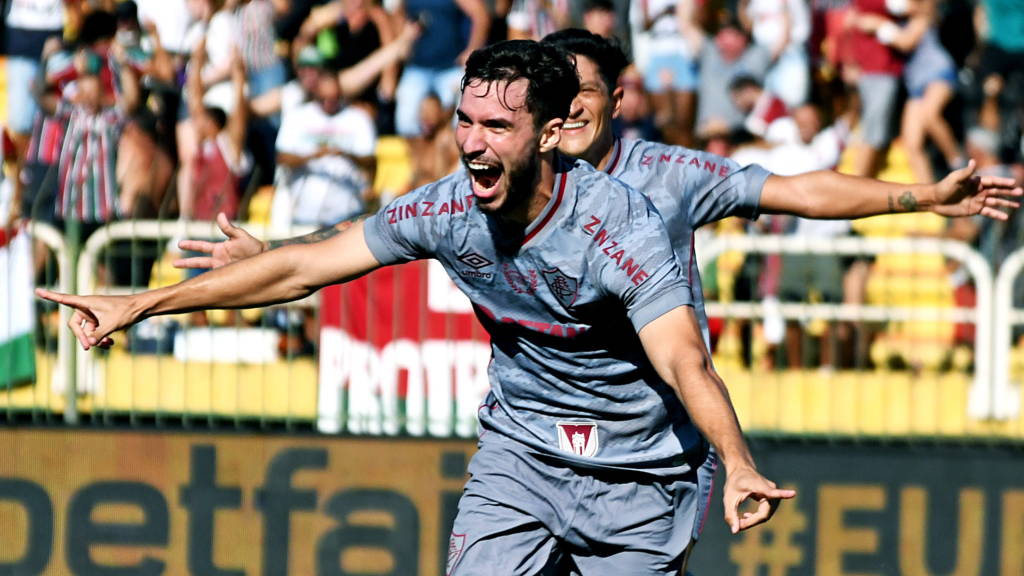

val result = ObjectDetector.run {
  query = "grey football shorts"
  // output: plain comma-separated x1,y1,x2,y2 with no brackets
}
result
446,434,706,575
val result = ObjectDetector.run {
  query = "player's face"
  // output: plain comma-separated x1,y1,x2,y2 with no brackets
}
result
456,78,544,214
560,55,621,167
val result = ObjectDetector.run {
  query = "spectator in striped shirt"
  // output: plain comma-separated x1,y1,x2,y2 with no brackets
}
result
34,48,140,228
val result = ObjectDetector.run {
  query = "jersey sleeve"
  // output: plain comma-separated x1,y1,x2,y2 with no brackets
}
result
588,181,693,333
685,151,771,226
363,182,449,265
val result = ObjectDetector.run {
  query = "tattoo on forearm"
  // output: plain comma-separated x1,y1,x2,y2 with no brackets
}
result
267,226,341,250
898,191,919,212
888,192,896,213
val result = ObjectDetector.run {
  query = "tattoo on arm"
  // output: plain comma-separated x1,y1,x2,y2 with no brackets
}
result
888,192,896,213
898,191,919,212
267,225,341,250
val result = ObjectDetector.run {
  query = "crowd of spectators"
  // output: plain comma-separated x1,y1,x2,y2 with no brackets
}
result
1,0,1022,365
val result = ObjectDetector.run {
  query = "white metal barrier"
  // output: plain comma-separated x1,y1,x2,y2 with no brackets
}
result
31,225,1018,425
992,247,1024,420
698,234,1000,420
23,222,75,422
74,220,317,405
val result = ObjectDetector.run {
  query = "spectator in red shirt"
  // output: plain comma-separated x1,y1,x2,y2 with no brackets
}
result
845,0,905,177
181,39,250,223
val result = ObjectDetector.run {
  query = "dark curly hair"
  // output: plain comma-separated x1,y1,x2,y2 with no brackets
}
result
462,40,580,128
542,28,629,93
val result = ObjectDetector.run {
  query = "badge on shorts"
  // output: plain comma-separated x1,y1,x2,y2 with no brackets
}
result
446,532,466,575
556,421,599,457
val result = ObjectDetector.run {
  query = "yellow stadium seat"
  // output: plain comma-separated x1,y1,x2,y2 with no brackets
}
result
838,139,957,370
246,185,275,225
373,136,413,201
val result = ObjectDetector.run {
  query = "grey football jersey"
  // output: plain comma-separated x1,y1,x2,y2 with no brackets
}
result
605,138,772,347
365,157,703,476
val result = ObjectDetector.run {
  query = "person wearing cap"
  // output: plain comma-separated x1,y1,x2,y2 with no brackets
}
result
251,45,327,124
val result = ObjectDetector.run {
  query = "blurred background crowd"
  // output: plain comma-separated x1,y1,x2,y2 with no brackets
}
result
1,0,1022,369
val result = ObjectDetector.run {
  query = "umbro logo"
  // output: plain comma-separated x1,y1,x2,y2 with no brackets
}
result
457,252,495,281
458,252,493,270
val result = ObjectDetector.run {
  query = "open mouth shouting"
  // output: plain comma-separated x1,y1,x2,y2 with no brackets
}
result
466,158,504,201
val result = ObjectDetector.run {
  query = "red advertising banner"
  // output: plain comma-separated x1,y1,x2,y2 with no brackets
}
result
318,260,491,437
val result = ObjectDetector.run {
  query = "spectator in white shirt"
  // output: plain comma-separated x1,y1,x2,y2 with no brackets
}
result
274,68,377,226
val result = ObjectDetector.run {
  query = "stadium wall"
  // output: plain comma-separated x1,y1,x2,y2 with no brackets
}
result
2,430,1023,575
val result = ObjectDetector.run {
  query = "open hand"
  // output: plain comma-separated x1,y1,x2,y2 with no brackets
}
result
35,289,137,351
723,467,796,534
174,212,264,270
932,160,1022,220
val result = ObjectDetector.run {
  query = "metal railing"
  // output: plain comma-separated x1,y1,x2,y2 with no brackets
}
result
31,219,315,423
24,222,74,421
699,234,999,420
17,224,1024,433
992,247,1024,421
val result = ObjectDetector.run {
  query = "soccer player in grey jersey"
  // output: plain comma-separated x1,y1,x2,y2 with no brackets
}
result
39,41,793,574
538,29,1021,562
170,31,1021,574
542,28,1021,348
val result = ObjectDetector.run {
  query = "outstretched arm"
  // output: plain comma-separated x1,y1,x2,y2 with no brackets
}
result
759,161,1021,220
39,221,381,350
639,306,795,533
174,213,359,269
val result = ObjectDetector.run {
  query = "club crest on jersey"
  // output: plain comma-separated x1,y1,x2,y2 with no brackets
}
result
542,268,579,308
503,263,537,294
446,532,466,575
556,421,599,457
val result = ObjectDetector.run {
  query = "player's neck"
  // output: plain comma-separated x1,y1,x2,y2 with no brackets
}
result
592,133,616,172
526,153,559,224
499,153,559,228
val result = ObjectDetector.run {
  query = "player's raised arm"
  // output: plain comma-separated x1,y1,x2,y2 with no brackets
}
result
759,160,1021,220
174,212,357,270
39,221,381,351
638,306,796,533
